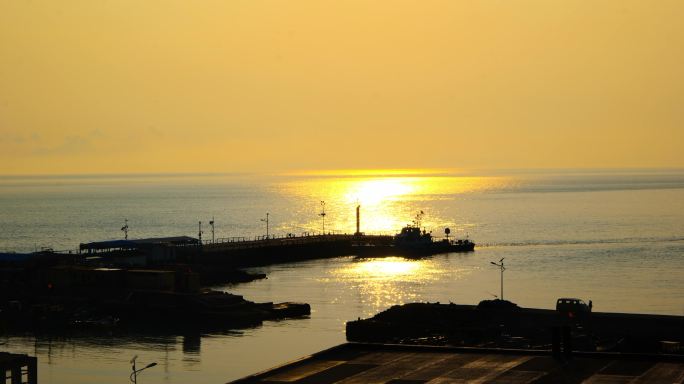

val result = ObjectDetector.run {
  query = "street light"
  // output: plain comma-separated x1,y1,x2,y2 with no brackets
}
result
209,216,215,243
130,355,157,384
261,213,269,239
198,221,203,243
319,201,326,234
490,258,506,301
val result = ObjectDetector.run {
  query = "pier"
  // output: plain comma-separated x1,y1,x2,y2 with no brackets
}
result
1,231,473,334
74,231,472,269
196,233,396,268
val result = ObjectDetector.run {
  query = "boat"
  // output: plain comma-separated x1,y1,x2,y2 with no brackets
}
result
393,211,475,254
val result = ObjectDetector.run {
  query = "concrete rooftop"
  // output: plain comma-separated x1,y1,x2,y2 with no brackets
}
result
231,343,684,384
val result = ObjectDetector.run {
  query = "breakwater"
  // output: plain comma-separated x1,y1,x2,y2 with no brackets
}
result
72,232,474,270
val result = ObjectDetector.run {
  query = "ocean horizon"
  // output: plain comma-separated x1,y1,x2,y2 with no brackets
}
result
2,168,684,383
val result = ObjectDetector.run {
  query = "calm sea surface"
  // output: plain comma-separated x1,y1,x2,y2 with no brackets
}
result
1,170,684,383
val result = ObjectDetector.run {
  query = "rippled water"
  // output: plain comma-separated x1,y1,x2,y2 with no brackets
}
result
1,170,684,383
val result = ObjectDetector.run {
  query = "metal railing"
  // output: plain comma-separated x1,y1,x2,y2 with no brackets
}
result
37,230,400,255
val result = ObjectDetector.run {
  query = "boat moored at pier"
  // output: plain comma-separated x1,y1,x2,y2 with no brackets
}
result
393,212,475,255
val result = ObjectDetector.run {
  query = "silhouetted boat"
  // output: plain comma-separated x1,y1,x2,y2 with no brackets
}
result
394,225,474,254
393,211,475,254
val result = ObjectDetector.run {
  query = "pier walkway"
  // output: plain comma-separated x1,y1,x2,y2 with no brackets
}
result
69,232,470,269
196,234,396,268
203,234,394,252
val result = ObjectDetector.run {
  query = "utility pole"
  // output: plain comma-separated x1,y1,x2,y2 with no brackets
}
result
490,258,506,301
209,217,215,243
121,219,129,240
319,201,326,234
261,213,269,239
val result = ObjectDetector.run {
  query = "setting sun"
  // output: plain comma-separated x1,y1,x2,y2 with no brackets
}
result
343,178,416,206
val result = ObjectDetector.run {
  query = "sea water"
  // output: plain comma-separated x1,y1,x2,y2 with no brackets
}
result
1,170,683,383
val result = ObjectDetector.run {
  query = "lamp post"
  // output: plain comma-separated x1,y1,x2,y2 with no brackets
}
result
261,213,269,239
130,356,157,384
209,217,215,244
490,258,505,301
319,201,326,234
198,221,203,244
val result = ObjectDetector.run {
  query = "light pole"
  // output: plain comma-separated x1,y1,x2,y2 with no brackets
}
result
490,258,505,301
121,219,129,240
130,355,157,384
261,213,269,239
198,221,203,243
319,201,326,234
209,217,215,243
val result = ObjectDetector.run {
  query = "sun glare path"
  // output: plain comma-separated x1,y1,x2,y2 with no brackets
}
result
343,178,416,205
332,257,441,315
280,173,508,234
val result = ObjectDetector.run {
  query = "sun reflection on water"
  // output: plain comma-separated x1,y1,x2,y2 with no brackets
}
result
280,172,510,235
332,257,440,315
342,178,417,205
347,257,424,279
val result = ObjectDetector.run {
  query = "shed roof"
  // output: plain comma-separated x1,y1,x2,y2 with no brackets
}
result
232,343,684,384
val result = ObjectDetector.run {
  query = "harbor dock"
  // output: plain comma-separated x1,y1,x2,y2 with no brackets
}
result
0,229,471,334
76,232,471,269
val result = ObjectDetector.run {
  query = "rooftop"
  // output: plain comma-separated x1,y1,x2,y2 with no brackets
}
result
231,343,684,384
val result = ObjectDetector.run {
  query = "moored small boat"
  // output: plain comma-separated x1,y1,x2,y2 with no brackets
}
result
393,212,475,255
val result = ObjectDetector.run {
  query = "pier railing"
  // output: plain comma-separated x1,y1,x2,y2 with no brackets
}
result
202,233,394,251
206,231,395,245
41,231,397,256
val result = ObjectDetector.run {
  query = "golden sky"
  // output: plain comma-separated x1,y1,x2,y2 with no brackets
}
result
1,0,683,175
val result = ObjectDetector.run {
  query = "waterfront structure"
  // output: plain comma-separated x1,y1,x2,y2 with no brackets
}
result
1,352,37,384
